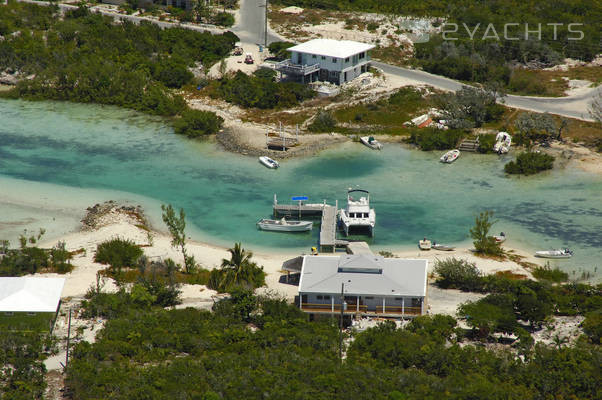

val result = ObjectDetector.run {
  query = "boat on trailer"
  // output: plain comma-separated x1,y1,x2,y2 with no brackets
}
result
259,156,279,169
535,249,573,259
257,218,313,232
360,136,383,150
440,149,460,163
338,188,376,236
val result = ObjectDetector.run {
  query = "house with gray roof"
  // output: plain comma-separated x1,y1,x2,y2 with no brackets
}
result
298,254,428,318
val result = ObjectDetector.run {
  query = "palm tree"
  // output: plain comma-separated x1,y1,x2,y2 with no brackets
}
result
211,243,264,292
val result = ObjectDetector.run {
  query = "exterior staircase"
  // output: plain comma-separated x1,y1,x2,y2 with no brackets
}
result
458,138,479,152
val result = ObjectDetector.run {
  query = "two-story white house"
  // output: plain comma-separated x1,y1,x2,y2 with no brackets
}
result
276,39,375,85
298,254,428,318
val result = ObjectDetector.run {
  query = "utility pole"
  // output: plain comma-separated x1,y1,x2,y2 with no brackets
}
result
264,0,268,48
65,308,72,367
339,282,344,362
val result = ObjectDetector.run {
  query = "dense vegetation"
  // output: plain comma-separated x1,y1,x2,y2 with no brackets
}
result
504,151,555,175
0,2,233,135
0,234,73,276
408,127,464,150
173,109,224,138
0,332,52,399
62,287,602,400
208,70,316,109
275,1,600,90
94,238,143,272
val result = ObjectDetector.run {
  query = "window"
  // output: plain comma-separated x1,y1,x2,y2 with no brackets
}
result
312,54,317,59
317,295,323,300
323,295,330,300
365,297,374,300
395,297,404,301
332,57,337,63
4,312,13,316
345,57,350,62
321,56,326,60
359,52,365,59
27,312,37,316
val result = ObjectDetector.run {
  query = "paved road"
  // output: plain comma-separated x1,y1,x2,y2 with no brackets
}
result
231,0,283,45
374,61,599,121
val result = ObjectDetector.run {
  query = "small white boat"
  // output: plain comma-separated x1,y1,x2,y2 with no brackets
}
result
493,232,506,243
440,149,460,163
535,249,573,259
419,238,432,250
360,136,382,150
494,132,511,154
257,218,313,232
259,156,279,169
432,242,455,251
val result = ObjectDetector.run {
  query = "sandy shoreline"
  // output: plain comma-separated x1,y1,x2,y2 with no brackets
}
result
32,204,548,317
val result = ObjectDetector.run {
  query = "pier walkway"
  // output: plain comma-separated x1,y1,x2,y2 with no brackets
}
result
272,195,339,252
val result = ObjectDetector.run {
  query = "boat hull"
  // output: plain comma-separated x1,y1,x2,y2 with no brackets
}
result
432,245,455,251
440,150,460,163
534,252,572,259
259,156,279,169
360,137,382,150
257,220,312,232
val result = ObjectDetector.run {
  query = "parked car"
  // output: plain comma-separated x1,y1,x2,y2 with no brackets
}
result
232,46,243,56
244,53,254,64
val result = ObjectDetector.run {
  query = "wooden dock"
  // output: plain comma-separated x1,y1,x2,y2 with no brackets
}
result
319,205,337,252
272,195,339,252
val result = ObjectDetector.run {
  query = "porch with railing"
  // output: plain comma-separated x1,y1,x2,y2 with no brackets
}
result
275,59,320,76
300,303,422,317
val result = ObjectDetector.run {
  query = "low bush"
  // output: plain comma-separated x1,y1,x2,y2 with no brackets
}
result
94,238,143,271
211,11,235,27
173,109,224,138
581,310,602,344
408,128,465,151
477,133,496,153
268,41,295,60
532,264,569,283
308,110,337,132
505,151,555,175
433,257,482,291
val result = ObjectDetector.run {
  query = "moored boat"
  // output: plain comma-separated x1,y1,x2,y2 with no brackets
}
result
419,238,432,250
493,232,506,243
338,188,376,236
535,249,573,259
259,156,279,169
432,242,455,251
257,218,313,232
440,149,460,163
494,132,512,154
360,136,383,150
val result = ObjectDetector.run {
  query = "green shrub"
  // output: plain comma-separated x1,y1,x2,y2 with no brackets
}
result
211,11,235,27
173,109,224,138
477,134,496,153
581,310,602,344
532,264,568,283
268,41,295,60
433,257,483,291
94,238,143,270
470,211,504,256
154,57,194,88
408,127,465,151
308,110,337,132
504,151,555,175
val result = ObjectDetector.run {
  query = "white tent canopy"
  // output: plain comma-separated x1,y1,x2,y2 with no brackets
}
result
0,277,65,312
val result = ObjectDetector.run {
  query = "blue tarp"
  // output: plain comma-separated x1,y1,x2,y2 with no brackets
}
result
292,196,308,201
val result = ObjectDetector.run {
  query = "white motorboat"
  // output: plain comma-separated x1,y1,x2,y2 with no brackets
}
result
535,249,573,259
440,149,460,163
259,156,279,169
338,188,376,236
360,136,382,150
419,238,432,250
432,242,455,251
493,232,506,243
257,218,313,232
494,132,511,154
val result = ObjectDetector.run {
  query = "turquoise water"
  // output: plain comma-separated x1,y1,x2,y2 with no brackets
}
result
1,99,601,278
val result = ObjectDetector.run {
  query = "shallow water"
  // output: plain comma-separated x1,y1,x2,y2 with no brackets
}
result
0,99,600,279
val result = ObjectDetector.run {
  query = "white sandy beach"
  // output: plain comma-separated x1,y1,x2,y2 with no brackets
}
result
34,206,542,316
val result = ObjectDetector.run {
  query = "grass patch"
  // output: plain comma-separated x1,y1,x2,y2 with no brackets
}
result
508,66,601,97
